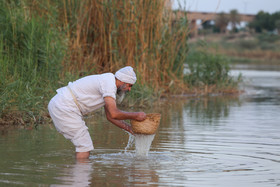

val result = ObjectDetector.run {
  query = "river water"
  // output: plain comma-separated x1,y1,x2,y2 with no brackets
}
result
0,65,280,186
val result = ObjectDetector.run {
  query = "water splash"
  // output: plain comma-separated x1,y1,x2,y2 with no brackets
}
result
135,134,155,157
124,133,135,153
124,133,156,157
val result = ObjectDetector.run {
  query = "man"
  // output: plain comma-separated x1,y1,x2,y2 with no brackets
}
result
48,66,146,159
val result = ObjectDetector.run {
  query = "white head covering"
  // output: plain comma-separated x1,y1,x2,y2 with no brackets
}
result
115,66,137,84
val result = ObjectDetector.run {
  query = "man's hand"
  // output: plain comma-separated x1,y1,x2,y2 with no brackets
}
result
135,112,146,121
104,97,146,135
126,124,135,136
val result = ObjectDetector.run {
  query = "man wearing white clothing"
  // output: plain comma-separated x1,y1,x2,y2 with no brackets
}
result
48,66,146,159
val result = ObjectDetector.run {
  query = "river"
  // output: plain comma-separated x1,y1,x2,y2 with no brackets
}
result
0,64,280,186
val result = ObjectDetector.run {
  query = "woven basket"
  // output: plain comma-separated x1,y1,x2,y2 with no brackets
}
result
131,113,161,135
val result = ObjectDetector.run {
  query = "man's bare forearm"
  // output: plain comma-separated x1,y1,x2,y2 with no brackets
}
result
107,116,134,134
104,97,146,121
110,110,139,120
105,105,134,134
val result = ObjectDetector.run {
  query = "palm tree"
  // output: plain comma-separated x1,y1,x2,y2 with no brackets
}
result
215,12,229,33
229,9,241,32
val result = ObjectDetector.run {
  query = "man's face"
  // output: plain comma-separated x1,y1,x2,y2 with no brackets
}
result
117,82,133,104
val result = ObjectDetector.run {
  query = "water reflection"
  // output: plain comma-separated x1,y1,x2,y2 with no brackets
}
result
89,151,160,186
186,96,241,125
51,160,93,187
152,94,242,130
126,161,159,185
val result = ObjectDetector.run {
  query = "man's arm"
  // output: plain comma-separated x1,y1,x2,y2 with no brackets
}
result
104,97,146,121
104,107,134,134
104,97,146,134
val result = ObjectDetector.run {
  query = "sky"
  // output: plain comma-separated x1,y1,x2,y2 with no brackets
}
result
172,0,280,15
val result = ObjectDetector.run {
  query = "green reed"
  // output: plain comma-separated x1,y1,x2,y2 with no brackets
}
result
0,1,66,124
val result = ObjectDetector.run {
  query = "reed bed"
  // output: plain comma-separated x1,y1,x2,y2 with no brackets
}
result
0,1,66,125
64,0,190,94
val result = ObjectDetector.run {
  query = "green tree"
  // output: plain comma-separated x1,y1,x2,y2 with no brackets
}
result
249,11,274,32
272,11,280,34
215,12,229,33
229,9,241,32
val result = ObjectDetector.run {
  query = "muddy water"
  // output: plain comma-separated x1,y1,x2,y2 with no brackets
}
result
1,65,280,186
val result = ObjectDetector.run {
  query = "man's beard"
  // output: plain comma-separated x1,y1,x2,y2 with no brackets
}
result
117,86,127,104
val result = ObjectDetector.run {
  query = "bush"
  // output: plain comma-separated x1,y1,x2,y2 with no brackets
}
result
185,50,232,86
238,40,258,50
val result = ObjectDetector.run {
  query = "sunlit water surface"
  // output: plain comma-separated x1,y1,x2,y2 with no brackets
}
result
0,65,280,186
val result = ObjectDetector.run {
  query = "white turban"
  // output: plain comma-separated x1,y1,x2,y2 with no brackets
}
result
115,66,137,84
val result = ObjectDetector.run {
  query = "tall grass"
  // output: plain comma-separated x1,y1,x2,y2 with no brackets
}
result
0,1,66,124
65,0,189,93
23,0,190,92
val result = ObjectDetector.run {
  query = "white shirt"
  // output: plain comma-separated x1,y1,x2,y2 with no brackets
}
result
56,73,116,115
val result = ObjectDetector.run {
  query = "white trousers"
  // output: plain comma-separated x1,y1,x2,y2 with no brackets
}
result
48,92,94,152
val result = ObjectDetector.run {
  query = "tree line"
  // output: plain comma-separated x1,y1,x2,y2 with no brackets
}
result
249,11,280,33
202,10,280,34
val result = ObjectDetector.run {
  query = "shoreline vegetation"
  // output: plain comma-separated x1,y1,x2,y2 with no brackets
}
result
189,33,280,65
0,0,247,127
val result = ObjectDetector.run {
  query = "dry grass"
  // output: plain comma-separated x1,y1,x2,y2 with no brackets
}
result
64,0,189,93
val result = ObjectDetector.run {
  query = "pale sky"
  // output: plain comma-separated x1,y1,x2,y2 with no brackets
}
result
172,0,280,15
